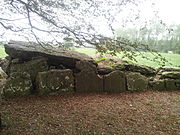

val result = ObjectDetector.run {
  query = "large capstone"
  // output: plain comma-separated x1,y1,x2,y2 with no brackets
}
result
104,70,126,93
3,72,33,97
126,72,148,91
5,40,96,69
36,69,74,95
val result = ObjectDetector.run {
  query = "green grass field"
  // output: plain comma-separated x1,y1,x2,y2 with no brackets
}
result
76,48,180,67
0,45,180,67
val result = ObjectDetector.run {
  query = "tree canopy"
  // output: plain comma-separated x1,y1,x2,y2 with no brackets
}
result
0,0,170,65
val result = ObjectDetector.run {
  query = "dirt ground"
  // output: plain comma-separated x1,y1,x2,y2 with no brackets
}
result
1,90,180,135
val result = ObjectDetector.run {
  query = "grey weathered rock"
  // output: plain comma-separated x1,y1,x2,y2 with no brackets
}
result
75,71,103,93
157,66,180,74
9,57,49,82
97,65,114,75
0,67,7,79
104,70,126,92
126,72,148,91
75,60,103,92
36,69,74,95
0,67,7,98
75,60,97,73
3,72,33,97
160,72,180,79
0,68,7,128
0,57,10,74
149,79,166,91
115,63,156,76
5,40,96,68
165,79,180,90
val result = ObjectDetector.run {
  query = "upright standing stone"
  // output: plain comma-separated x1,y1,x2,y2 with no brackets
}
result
0,67,7,128
165,79,180,90
104,70,126,92
126,72,148,91
149,79,166,91
9,57,49,81
36,69,74,95
3,72,33,97
75,61,103,92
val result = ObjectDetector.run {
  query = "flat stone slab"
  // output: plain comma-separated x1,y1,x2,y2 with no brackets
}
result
157,66,180,74
126,72,148,91
115,63,156,76
75,71,103,93
9,57,49,81
160,72,180,79
3,72,33,97
149,79,166,91
165,79,180,90
5,40,96,68
104,71,126,92
36,69,74,95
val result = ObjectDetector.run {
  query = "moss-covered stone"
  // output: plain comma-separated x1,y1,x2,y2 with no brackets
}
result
36,69,74,95
0,57,10,74
157,67,180,74
75,60,97,73
165,79,180,90
9,57,49,82
104,70,126,92
97,65,114,75
126,72,148,91
149,79,166,91
3,72,33,97
160,72,180,79
115,63,156,76
75,71,103,93
0,67,7,79
0,67,7,128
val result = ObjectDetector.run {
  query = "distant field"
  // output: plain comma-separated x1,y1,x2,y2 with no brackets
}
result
0,45,180,67
76,48,180,67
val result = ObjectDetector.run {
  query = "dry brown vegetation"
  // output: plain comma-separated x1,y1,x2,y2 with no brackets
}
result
1,90,180,135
